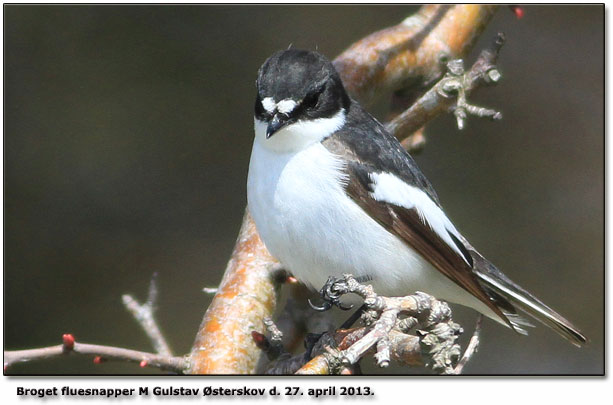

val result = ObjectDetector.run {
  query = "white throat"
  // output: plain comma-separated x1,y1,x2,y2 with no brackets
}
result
254,108,346,153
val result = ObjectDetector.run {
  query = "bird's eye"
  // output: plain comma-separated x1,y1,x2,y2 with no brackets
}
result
302,92,319,110
302,85,325,110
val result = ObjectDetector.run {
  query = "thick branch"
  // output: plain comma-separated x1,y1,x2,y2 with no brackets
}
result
334,5,498,105
187,210,280,374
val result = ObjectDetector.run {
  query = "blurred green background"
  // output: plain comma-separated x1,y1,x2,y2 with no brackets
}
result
4,5,603,374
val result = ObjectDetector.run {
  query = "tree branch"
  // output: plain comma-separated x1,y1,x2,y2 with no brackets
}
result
122,273,173,357
334,4,498,105
4,334,187,373
386,33,506,139
257,275,466,375
187,210,281,374
451,315,483,375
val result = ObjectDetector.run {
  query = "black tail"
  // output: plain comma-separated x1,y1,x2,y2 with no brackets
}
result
471,253,587,347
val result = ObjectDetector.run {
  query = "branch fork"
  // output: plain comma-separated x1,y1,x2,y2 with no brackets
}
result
386,32,506,142
438,59,503,130
256,275,480,375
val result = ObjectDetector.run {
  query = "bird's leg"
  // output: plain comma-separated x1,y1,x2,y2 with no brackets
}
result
303,332,324,360
340,304,368,329
308,276,355,312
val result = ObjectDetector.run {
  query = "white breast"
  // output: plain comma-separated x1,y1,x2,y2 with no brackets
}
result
247,123,501,322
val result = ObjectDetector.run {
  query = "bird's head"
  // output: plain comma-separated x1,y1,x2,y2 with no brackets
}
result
254,49,350,151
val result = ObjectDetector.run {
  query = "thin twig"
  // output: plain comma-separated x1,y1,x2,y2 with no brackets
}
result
4,335,187,373
451,315,483,375
122,273,172,357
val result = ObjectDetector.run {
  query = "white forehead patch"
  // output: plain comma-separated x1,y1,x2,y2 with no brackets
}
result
277,99,297,114
262,97,276,113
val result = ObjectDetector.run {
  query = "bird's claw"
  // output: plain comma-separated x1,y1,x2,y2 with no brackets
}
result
308,298,333,312
309,276,355,312
337,301,355,311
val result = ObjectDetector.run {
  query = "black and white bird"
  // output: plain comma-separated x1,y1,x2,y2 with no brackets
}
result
247,49,586,346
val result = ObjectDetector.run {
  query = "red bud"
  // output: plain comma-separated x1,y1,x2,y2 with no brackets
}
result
62,334,75,351
509,5,524,19
251,331,270,350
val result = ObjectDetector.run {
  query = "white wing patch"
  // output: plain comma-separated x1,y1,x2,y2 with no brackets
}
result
369,172,470,265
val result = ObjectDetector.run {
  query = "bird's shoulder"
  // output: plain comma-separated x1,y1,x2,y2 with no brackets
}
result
322,102,440,205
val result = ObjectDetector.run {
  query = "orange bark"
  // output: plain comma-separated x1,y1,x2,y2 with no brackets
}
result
188,211,279,374
334,5,498,104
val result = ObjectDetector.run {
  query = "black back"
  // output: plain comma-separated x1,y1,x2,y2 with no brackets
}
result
323,100,441,205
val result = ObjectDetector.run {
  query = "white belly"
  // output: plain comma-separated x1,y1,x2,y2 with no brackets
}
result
247,139,500,321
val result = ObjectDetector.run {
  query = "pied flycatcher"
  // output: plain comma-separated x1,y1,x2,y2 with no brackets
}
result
247,49,586,346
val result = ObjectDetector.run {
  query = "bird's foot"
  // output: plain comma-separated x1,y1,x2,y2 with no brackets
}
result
308,276,355,312
261,275,470,374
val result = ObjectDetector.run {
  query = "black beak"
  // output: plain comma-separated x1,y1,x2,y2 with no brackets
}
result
266,114,288,139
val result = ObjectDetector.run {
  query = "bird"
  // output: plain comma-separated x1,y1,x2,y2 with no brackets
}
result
246,49,587,346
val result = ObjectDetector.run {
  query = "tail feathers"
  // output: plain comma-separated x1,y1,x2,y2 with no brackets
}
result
501,310,534,336
476,271,588,347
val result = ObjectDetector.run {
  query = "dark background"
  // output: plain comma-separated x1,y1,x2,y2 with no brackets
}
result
4,5,603,374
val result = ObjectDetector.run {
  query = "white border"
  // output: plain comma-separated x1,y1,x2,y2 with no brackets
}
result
1,1,608,404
